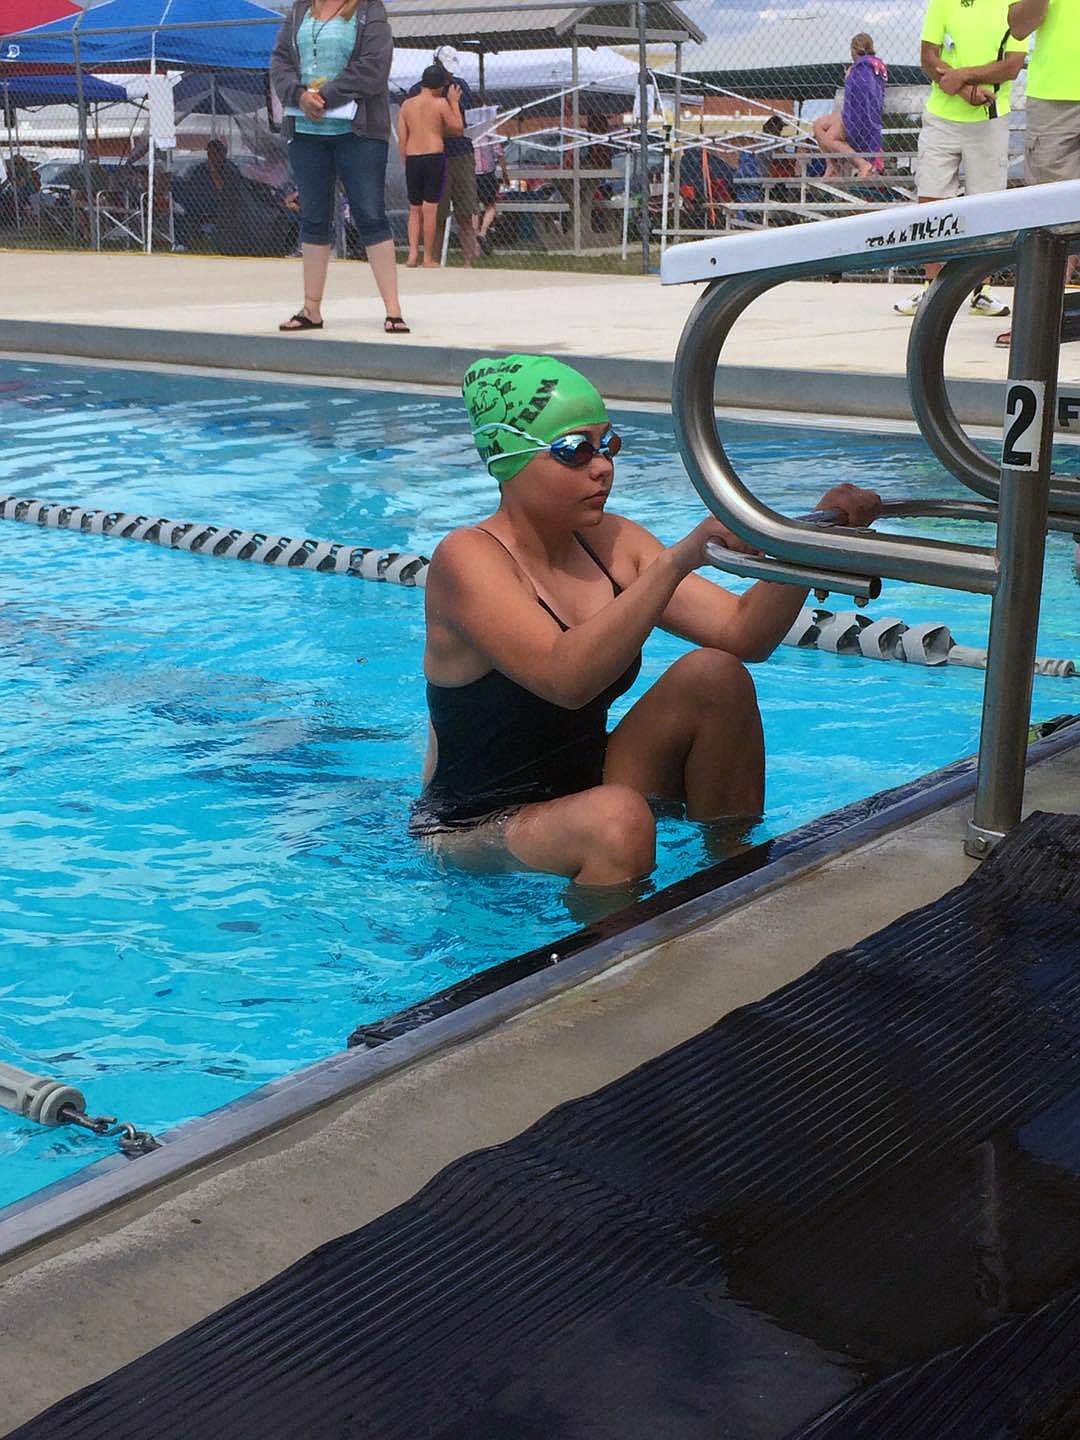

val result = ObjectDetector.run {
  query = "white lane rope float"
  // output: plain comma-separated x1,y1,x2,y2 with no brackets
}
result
0,494,429,588
784,607,1077,677
1,493,1075,675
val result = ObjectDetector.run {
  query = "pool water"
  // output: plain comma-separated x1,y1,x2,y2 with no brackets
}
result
1,359,1078,1210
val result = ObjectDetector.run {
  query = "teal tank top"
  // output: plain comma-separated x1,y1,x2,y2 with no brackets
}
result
295,10,358,137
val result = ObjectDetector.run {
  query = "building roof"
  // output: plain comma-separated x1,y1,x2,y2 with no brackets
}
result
390,1,705,53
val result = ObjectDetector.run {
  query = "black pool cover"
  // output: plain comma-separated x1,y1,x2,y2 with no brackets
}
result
11,811,1080,1440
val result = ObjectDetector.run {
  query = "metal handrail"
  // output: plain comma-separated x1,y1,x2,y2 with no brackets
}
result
800,498,1080,533
671,271,1000,597
667,195,1077,856
908,250,1080,513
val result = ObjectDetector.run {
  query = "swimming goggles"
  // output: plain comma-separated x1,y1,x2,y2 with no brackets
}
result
475,421,622,470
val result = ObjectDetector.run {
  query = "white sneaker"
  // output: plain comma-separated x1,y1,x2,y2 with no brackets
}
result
893,289,925,317
970,289,1010,318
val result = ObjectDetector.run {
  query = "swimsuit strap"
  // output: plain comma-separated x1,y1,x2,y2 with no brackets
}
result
572,531,622,595
472,526,623,624
473,527,568,629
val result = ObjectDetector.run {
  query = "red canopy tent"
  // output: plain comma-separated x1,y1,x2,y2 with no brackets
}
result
1,1,82,39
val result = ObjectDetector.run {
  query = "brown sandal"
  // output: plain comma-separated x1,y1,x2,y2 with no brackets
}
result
384,316,410,334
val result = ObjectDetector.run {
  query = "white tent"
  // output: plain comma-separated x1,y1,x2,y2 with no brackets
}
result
389,45,640,99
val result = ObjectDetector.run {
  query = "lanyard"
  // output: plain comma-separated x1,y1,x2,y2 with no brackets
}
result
311,2,345,70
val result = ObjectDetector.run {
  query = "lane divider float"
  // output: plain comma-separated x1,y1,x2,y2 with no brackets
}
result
2,494,1074,675
0,494,430,588
784,607,1076,677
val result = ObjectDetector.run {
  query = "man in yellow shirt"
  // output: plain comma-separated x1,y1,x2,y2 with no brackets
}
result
893,0,1027,317
993,0,1078,344
1010,0,1079,182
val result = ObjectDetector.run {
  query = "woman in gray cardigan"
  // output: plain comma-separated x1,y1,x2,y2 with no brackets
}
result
270,0,408,333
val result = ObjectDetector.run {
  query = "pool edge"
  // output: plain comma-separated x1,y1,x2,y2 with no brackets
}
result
3,319,1077,429
1,716,1078,1267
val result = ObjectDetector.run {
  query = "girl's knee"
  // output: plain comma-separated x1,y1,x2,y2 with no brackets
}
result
672,648,758,703
582,786,655,874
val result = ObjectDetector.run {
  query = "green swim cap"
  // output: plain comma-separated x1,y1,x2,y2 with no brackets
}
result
462,354,608,484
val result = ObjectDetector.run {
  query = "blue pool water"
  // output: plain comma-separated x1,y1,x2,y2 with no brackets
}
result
1,359,1078,1210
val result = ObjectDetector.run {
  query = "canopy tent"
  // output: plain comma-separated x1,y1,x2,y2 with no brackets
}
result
388,1,705,52
388,43,640,105
0,0,80,41
172,67,267,118
0,74,128,105
1,0,280,69
3,0,281,251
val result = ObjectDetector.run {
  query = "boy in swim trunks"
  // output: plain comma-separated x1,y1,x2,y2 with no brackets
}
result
398,64,464,268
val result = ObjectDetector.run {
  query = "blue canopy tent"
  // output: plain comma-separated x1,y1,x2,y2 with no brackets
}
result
4,0,282,247
1,73,129,228
4,0,281,70
1,74,128,106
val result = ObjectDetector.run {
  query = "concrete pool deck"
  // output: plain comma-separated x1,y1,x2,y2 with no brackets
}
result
0,734,1079,1432
2,249,1079,426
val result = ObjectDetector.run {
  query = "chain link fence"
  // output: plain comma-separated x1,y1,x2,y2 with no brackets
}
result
0,2,1029,274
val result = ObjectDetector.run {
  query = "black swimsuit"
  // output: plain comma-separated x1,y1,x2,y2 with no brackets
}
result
410,531,642,834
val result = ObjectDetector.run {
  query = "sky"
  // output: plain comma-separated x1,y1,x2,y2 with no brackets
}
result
74,0,928,70
684,2,924,67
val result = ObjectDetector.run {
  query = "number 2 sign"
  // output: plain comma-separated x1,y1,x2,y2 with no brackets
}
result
1001,380,1046,472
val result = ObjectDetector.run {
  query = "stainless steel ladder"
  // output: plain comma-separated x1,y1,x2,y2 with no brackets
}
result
662,184,1080,856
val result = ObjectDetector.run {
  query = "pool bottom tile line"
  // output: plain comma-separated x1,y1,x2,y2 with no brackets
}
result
1,713,1078,1269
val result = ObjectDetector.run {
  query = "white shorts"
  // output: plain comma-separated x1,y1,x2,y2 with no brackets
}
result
1025,98,1080,185
917,111,1010,198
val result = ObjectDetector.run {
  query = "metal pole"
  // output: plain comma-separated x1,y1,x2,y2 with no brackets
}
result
478,51,485,104
672,41,682,244
571,27,580,255
620,142,631,260
636,0,650,273
966,228,1069,857
72,37,99,251
3,84,19,231
146,40,157,254
659,125,669,253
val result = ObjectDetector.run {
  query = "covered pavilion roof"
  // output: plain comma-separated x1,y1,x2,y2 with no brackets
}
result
389,1,705,53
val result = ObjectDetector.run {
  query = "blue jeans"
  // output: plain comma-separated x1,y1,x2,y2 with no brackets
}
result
287,132,392,248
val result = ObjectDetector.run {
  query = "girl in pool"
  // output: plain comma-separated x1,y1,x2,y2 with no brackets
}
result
411,355,881,890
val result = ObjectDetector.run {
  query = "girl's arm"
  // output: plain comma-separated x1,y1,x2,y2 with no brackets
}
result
427,521,725,710
653,484,882,660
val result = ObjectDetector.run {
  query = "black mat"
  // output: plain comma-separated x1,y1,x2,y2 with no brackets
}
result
11,812,1080,1440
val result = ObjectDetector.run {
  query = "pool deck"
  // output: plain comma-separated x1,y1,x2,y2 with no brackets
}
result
2,249,1079,426
1,736,1078,1432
